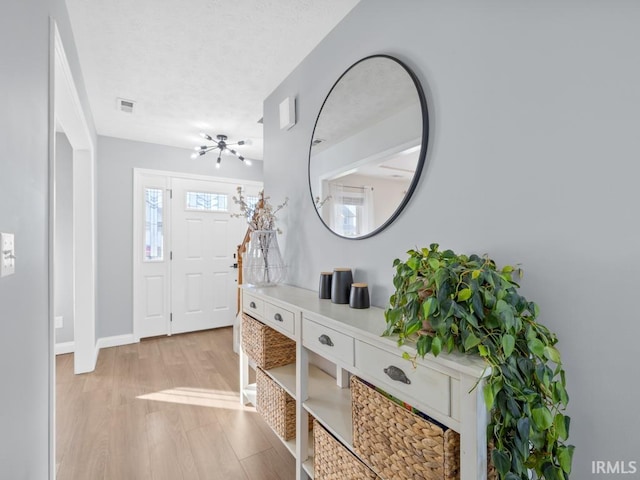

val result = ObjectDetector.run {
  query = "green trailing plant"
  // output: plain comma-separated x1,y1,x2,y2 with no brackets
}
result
383,244,574,480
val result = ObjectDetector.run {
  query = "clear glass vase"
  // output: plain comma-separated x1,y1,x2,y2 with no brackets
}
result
243,230,286,286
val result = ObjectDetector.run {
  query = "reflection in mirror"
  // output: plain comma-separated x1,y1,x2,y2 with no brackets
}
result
309,55,427,239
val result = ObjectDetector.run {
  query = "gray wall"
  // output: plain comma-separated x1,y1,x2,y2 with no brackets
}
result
264,1,640,477
55,132,74,344
0,0,95,477
97,135,263,339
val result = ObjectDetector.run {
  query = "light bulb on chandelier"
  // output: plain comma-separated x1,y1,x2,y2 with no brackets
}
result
190,133,251,167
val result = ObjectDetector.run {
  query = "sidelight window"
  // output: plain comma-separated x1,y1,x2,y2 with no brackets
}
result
144,188,164,261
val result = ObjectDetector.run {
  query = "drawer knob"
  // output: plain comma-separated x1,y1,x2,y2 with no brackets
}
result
384,365,411,385
318,334,334,347
274,313,283,322
249,301,256,309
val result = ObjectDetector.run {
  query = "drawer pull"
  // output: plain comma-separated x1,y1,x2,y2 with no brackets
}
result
318,334,334,347
384,365,411,385
249,301,256,309
274,313,283,322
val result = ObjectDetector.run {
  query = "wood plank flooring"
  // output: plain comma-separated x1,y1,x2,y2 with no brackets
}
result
56,327,295,480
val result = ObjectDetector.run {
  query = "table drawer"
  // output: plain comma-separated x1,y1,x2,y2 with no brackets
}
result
242,292,264,319
264,302,295,336
302,318,354,366
355,340,450,416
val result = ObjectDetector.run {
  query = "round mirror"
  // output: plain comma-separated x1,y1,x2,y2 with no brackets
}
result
309,55,428,239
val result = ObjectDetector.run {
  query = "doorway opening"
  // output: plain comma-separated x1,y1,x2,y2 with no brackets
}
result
49,18,97,478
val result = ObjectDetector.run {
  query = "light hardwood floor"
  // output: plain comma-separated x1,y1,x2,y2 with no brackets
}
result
56,327,295,480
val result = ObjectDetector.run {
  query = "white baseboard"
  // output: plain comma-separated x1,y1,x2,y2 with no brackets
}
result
55,334,136,370
55,341,75,355
96,333,138,350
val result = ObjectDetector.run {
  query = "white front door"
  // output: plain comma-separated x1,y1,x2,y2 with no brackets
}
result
170,178,247,334
133,170,262,340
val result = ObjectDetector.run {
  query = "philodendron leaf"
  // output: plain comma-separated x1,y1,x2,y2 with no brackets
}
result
483,383,495,410
525,325,537,341
405,321,422,336
516,417,530,445
491,449,511,476
431,336,442,356
542,463,565,480
558,445,575,474
463,332,481,351
527,338,545,358
472,292,485,320
554,381,570,407
554,413,569,440
406,257,420,271
471,269,481,279
457,288,472,302
544,345,561,363
502,334,516,357
464,311,479,328
416,335,430,357
422,297,436,318
433,269,444,289
532,407,553,431
428,258,440,270
446,335,455,353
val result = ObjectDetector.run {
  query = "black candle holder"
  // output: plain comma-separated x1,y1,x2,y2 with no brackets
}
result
319,272,332,299
331,268,353,304
349,283,370,309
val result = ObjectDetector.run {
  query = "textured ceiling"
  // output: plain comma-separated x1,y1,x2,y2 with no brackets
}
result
65,0,360,161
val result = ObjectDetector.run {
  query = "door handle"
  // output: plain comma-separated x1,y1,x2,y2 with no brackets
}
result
229,263,238,269
274,313,283,322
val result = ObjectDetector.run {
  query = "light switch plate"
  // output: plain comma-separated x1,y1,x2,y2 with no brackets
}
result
1,232,16,277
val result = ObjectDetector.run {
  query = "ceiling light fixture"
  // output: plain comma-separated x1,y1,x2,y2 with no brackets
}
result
191,133,251,168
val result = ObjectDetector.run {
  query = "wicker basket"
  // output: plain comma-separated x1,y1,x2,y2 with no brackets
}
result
314,420,379,480
241,313,295,370
352,376,496,480
256,367,297,440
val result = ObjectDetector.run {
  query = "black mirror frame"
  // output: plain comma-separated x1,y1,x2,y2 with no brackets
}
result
308,54,429,240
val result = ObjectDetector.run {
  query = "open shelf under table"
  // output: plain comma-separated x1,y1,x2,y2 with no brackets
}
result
264,362,297,399
303,365,353,448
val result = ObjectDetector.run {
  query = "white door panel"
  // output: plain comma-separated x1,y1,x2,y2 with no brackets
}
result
134,174,170,339
145,276,165,317
170,178,246,334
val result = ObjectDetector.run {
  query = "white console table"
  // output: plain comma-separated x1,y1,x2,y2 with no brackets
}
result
239,284,490,480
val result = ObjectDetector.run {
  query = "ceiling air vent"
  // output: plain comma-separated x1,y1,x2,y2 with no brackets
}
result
117,98,136,114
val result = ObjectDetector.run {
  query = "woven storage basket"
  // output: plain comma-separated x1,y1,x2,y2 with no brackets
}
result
256,367,297,441
241,313,296,370
352,376,496,480
314,420,379,480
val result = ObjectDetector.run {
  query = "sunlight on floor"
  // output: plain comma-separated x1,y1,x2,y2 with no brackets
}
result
137,387,256,412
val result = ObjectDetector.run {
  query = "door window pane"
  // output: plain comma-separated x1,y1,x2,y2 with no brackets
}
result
186,192,228,211
145,188,164,261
